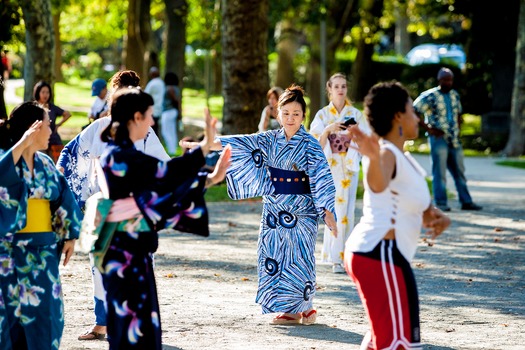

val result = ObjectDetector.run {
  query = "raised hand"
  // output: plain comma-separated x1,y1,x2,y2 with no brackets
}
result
11,120,43,164
20,120,43,148
206,144,232,188
347,125,380,160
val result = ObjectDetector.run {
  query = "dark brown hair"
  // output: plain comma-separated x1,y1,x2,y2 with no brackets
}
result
277,84,307,116
0,102,46,149
364,81,410,136
109,70,141,91
266,86,283,101
101,88,154,145
33,80,53,102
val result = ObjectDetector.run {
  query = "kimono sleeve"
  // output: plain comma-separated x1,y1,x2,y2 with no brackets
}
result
310,108,335,168
50,166,83,241
306,139,336,220
139,128,170,161
219,133,273,200
0,150,26,234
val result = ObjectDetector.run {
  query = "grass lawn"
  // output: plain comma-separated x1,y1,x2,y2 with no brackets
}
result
495,158,525,170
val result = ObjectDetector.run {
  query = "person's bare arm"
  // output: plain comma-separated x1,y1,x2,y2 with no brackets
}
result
56,110,72,128
348,126,395,193
62,240,75,266
205,145,232,188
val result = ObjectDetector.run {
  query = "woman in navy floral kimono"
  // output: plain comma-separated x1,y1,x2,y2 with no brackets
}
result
97,87,230,349
203,85,337,325
0,102,82,350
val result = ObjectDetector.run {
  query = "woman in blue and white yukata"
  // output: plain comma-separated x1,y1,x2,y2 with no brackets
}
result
207,85,337,325
0,102,82,350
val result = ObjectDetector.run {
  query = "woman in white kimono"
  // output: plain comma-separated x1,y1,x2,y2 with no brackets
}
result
310,73,371,273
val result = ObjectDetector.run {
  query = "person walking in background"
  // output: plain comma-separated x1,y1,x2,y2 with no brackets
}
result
56,70,169,342
161,72,181,155
310,73,371,274
414,67,482,212
0,102,82,349
194,85,337,325
1,50,11,81
88,78,109,124
33,81,72,163
97,87,230,349
258,86,283,132
344,81,450,350
144,66,165,135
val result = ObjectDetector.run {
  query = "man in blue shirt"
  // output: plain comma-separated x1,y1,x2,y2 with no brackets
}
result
414,67,482,211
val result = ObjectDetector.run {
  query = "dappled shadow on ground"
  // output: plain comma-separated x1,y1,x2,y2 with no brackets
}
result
162,345,183,350
412,213,525,318
278,323,361,345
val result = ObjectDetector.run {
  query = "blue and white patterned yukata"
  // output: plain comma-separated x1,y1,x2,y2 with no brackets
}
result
219,125,336,314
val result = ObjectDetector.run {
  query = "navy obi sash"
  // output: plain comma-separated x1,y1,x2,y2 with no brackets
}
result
268,166,311,194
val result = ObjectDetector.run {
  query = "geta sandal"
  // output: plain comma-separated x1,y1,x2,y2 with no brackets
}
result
270,313,302,325
301,309,317,325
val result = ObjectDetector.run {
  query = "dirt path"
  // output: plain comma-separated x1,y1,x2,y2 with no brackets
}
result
57,155,524,350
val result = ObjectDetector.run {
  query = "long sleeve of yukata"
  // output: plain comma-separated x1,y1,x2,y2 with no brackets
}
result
101,144,209,235
0,150,26,233
219,127,336,221
218,132,274,200
0,149,82,241
57,118,169,209
305,139,337,220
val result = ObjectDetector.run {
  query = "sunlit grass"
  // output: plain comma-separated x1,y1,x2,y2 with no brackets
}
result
496,158,525,170
182,90,223,119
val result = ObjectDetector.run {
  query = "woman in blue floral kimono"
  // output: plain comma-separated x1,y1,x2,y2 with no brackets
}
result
97,87,230,349
0,102,82,350
208,85,337,325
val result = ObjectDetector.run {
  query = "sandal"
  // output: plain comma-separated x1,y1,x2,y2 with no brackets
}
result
270,313,302,325
78,330,106,341
301,309,317,325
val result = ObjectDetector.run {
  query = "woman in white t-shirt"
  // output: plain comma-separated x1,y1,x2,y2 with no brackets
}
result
344,81,450,350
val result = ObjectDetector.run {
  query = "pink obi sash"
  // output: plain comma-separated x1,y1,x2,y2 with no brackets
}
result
328,133,351,153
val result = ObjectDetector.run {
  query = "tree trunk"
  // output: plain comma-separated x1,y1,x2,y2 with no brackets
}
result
52,12,64,83
275,19,300,89
20,0,55,101
306,25,321,128
221,0,269,134
350,0,384,102
140,0,156,80
503,0,525,156
394,1,411,56
0,50,6,119
123,0,150,86
164,0,187,88
212,49,222,95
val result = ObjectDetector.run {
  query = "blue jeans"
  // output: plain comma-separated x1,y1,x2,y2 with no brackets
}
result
429,136,473,206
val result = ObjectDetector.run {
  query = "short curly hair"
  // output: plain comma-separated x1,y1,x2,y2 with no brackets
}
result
364,81,411,137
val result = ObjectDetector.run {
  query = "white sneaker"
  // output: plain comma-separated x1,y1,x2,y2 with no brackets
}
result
332,263,345,274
